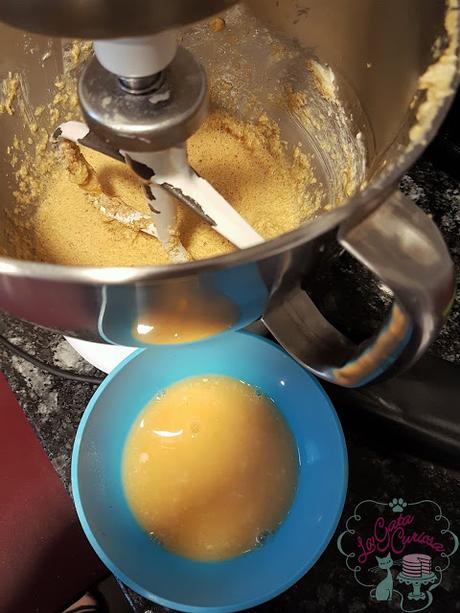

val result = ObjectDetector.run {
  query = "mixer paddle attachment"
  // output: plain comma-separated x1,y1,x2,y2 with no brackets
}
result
54,121,263,261
69,36,263,258
123,152,190,264
123,146,264,249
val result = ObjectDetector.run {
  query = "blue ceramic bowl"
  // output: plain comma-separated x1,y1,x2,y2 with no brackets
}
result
72,332,347,612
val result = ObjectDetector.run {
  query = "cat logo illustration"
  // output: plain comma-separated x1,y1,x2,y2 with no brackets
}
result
337,498,458,612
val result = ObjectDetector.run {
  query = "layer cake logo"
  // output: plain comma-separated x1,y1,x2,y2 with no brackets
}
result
337,498,458,611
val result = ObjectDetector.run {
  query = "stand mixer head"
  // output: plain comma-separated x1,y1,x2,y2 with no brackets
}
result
0,0,237,39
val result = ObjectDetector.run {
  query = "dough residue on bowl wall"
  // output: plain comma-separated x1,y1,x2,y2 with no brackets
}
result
284,60,367,206
409,0,459,146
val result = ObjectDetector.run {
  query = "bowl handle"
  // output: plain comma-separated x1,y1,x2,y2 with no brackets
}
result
263,191,456,387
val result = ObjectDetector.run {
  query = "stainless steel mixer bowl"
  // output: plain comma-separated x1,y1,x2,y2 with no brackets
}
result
0,0,458,387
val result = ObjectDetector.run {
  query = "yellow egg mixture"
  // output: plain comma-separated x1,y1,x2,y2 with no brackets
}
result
122,375,298,561
132,279,239,344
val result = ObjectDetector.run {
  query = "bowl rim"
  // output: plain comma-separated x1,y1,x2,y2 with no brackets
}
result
71,332,348,612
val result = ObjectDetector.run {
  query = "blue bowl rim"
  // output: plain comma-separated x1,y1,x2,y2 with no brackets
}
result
71,331,348,613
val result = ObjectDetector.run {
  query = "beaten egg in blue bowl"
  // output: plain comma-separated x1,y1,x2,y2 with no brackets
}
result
72,332,347,612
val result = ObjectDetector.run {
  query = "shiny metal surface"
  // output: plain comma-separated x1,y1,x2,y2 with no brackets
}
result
247,0,450,169
79,48,208,152
0,0,237,39
264,191,456,387
118,74,165,95
0,2,458,386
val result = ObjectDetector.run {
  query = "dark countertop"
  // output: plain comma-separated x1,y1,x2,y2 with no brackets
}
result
1,130,460,611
